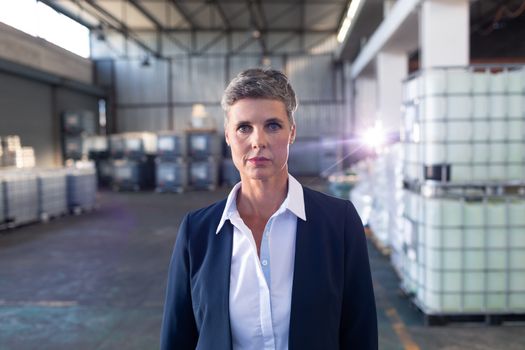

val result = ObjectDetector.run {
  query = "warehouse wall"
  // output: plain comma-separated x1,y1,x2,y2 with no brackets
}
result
0,22,93,85
0,71,100,168
93,32,350,175
111,54,347,136
0,23,104,168
0,71,55,167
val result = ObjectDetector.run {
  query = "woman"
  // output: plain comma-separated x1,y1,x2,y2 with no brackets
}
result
161,69,377,350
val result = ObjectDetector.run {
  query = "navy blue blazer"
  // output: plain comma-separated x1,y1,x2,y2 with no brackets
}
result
161,186,378,349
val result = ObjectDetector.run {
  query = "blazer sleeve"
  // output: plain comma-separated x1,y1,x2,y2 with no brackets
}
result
340,201,378,350
160,213,198,350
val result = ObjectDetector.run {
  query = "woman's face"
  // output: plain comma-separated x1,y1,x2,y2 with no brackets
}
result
225,98,296,182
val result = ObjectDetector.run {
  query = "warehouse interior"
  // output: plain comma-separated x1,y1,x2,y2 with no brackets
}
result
0,0,524,349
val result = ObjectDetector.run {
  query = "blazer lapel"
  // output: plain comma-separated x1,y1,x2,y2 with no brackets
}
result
288,216,310,348
212,220,234,350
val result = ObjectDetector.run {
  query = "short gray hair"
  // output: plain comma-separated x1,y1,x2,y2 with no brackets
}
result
221,68,298,125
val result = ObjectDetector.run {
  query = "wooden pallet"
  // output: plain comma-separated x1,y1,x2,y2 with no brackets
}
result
409,298,525,326
40,211,68,222
422,312,525,326
155,186,185,194
70,205,96,216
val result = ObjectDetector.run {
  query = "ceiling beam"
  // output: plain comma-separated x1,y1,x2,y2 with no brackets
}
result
266,1,302,28
128,0,165,30
268,32,299,52
169,0,198,29
255,0,268,30
160,28,336,34
213,0,231,30
245,0,267,54
38,0,95,29
84,0,161,57
174,0,345,3
300,0,306,50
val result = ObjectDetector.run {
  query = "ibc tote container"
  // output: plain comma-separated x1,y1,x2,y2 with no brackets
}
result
156,161,188,192
187,131,220,160
122,132,157,160
401,66,525,183
112,159,155,191
66,167,97,212
62,111,96,135
62,111,83,135
189,159,219,190
157,132,187,160
63,136,84,160
37,169,68,220
84,135,109,159
96,159,113,187
109,134,125,159
0,170,39,227
221,158,240,187
397,183,525,315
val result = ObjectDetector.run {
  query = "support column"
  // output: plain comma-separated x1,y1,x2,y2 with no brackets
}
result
353,75,378,135
420,0,469,69
376,51,408,135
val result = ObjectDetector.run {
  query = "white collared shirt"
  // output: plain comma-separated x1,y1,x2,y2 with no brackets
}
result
216,174,306,350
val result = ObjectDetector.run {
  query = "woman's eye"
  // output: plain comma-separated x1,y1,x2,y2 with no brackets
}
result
267,122,281,131
238,125,251,133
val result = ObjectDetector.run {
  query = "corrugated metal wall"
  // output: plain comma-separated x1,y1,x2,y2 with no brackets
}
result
94,33,350,175
0,71,99,167
112,53,347,135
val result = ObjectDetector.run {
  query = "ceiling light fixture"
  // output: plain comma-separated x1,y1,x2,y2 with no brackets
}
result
337,0,362,43
141,54,151,67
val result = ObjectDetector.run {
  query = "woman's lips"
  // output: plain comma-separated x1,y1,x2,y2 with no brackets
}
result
248,157,270,164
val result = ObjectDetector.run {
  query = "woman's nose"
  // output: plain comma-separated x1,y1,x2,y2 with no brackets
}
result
251,129,267,149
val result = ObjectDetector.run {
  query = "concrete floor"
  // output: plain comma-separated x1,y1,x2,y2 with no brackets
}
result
0,182,524,350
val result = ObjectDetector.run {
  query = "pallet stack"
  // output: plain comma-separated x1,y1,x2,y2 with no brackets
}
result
187,129,220,191
0,170,39,229
37,169,68,221
111,132,157,191
66,164,97,214
155,131,188,193
62,110,96,162
84,135,111,187
396,65,525,322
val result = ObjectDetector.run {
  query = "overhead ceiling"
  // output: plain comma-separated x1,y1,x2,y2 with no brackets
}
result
40,0,525,61
41,0,350,57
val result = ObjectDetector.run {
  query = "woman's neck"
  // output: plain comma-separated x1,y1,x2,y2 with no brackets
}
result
236,174,288,220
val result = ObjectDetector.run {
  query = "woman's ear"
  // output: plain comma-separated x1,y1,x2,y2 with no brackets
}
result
290,124,296,144
224,129,230,146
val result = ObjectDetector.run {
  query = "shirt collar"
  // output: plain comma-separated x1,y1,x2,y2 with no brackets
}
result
216,174,306,234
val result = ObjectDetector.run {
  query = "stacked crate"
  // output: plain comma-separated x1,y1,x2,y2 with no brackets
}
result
109,134,125,160
0,170,39,228
37,169,68,221
221,136,240,187
187,130,220,190
221,158,240,187
66,166,97,214
155,132,188,193
0,135,21,167
398,66,525,318
84,135,111,187
62,111,96,162
111,132,157,191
